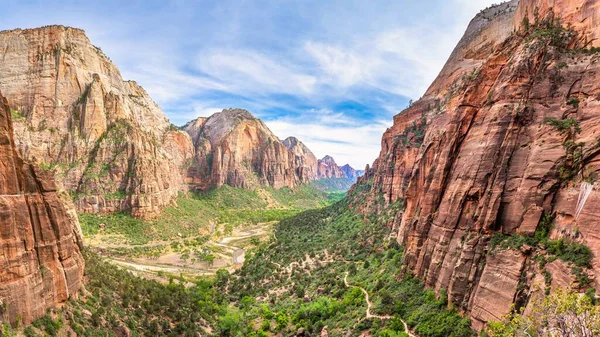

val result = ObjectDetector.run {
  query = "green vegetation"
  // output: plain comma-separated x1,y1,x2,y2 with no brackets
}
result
310,177,355,193
61,251,221,336
543,117,585,182
9,109,25,120
567,96,580,108
222,200,474,336
31,315,62,337
53,192,473,336
486,289,600,336
268,184,344,208
38,162,58,172
543,117,581,134
80,185,340,244
490,213,593,288
393,113,427,148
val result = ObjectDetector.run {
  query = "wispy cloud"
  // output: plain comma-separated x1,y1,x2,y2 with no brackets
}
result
197,49,317,96
265,109,391,169
0,0,502,168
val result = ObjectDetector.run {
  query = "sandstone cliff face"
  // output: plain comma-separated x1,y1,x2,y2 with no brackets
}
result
183,109,313,190
0,92,84,326
0,26,194,218
340,164,362,181
317,155,346,179
355,0,600,328
515,0,600,47
282,136,319,181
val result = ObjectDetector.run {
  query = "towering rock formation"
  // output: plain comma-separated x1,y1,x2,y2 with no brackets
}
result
0,26,194,218
0,92,84,326
354,0,600,329
317,155,346,179
340,164,363,181
282,136,319,181
183,109,313,190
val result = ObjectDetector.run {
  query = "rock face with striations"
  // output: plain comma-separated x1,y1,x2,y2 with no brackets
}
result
354,0,600,329
183,109,313,190
0,26,194,218
340,164,363,181
0,92,84,326
317,155,347,179
282,136,319,181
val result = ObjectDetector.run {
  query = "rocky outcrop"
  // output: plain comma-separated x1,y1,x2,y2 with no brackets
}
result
317,155,346,179
355,0,600,329
0,26,194,218
340,164,363,181
283,136,319,181
183,109,313,190
0,91,84,326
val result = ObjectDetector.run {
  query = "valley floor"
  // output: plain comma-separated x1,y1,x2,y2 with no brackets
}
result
4,187,479,337
89,221,275,279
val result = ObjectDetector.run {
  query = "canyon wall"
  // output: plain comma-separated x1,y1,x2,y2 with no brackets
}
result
283,136,319,182
183,110,360,190
184,109,315,190
0,92,84,326
0,26,353,217
317,155,347,179
355,0,600,329
0,26,194,218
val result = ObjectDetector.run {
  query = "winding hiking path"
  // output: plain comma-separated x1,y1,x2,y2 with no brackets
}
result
344,272,416,337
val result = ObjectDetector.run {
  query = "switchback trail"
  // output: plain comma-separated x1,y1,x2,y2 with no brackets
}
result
343,272,416,337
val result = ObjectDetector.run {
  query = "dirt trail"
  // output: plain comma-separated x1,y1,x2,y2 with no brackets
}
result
344,272,416,337
93,223,273,276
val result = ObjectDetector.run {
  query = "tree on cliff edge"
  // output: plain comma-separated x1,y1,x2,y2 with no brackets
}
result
486,289,600,337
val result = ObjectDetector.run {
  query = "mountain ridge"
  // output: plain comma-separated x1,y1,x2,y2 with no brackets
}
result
0,26,356,218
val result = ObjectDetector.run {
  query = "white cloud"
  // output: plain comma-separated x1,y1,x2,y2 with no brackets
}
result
265,110,391,169
196,49,318,96
0,0,505,168
304,42,365,88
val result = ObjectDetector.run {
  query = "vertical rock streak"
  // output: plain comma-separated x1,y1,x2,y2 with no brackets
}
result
355,0,600,328
0,92,84,326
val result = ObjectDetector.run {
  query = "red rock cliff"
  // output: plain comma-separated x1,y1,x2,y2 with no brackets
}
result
317,155,347,179
0,26,194,218
283,136,319,181
183,109,314,190
355,0,600,329
0,91,84,326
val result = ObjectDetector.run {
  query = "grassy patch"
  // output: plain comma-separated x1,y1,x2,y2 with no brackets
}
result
9,109,25,120
80,185,339,244
310,178,355,192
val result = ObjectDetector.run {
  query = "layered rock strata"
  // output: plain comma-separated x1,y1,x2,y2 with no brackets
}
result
183,109,313,190
0,92,84,325
354,0,600,328
0,26,194,218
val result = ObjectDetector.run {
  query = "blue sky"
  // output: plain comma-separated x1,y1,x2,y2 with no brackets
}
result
1,0,499,168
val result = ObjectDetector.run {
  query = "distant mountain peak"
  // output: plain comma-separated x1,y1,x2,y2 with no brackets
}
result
218,108,256,120
320,155,336,163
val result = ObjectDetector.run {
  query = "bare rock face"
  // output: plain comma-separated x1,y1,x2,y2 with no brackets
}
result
282,136,319,181
0,26,194,218
355,0,600,328
0,92,84,326
317,155,346,179
183,109,313,190
340,164,361,181
515,0,600,47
